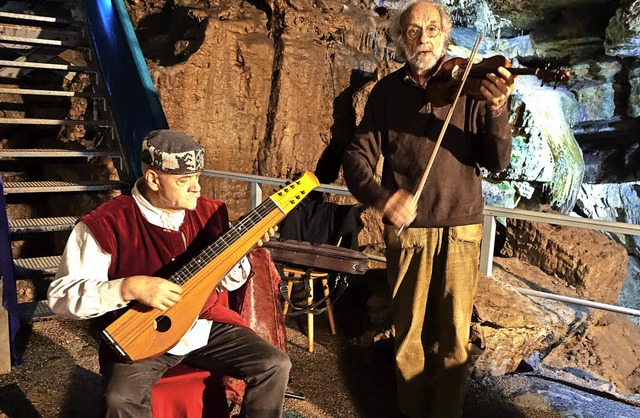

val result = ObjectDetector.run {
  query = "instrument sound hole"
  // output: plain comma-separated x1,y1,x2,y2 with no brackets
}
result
154,315,172,332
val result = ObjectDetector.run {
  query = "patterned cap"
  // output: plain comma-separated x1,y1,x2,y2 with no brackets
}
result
141,130,204,174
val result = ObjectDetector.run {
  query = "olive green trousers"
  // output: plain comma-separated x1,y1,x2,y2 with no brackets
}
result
384,224,483,418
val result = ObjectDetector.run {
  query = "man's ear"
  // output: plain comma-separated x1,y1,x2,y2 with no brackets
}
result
144,168,161,191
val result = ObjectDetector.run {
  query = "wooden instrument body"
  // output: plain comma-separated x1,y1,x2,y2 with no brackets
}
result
102,172,319,362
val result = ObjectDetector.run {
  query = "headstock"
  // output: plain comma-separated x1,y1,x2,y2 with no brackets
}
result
271,171,320,214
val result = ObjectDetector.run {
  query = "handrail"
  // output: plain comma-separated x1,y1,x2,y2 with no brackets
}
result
201,169,640,318
514,287,640,317
479,207,640,277
484,206,640,236
82,0,169,179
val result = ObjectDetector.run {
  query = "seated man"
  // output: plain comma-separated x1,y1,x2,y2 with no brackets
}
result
47,129,291,418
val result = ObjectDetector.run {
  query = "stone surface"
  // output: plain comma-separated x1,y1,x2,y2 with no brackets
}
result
629,62,640,117
472,274,559,377
492,255,640,396
576,182,640,258
605,0,640,57
581,142,640,184
500,212,628,305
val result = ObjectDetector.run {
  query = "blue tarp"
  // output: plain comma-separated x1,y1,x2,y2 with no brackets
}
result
82,0,169,178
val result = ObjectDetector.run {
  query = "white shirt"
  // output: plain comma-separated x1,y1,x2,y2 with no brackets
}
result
47,181,250,355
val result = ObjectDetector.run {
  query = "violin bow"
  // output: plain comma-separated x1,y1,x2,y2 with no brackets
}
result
398,32,484,235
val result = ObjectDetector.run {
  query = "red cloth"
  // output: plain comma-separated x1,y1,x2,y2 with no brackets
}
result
85,196,288,417
224,248,287,405
151,364,230,418
150,248,287,416
82,194,247,329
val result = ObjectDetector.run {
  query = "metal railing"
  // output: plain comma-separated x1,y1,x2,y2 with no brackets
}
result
201,169,640,317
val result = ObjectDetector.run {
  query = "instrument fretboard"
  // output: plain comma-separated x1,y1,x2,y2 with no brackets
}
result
168,198,278,285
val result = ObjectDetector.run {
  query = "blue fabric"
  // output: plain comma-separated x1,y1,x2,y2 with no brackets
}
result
0,177,20,364
82,0,169,179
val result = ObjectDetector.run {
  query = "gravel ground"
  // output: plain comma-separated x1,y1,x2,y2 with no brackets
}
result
1,289,640,418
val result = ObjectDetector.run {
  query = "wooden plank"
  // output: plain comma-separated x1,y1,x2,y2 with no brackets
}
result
0,278,11,374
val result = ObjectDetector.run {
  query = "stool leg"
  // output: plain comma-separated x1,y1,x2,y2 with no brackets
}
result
282,278,294,315
322,278,336,335
307,278,314,353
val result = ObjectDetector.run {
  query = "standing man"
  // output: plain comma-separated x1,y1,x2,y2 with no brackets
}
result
342,2,515,417
48,129,290,418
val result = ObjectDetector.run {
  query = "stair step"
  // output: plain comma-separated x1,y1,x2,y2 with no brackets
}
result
0,59,94,72
0,34,86,48
0,87,101,98
0,148,118,158
3,180,127,194
0,11,81,26
18,300,56,322
0,118,112,126
14,255,61,275
10,216,78,233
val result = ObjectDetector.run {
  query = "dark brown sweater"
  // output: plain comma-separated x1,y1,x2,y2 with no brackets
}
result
342,65,513,228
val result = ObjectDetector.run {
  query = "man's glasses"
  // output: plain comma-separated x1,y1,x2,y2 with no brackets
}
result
405,24,441,40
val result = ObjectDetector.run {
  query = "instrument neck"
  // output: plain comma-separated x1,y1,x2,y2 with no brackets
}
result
469,67,538,77
168,198,277,285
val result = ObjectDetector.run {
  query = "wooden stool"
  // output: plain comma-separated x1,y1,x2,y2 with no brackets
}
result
281,266,336,353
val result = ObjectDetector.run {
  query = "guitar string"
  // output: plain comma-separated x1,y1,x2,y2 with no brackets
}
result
115,209,285,354
110,198,284,353
110,179,309,354
170,199,277,284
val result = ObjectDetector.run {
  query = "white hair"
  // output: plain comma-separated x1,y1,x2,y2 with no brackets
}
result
391,1,453,62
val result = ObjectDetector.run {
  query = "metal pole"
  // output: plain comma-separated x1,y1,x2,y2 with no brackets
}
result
250,183,262,210
479,214,496,276
514,287,640,317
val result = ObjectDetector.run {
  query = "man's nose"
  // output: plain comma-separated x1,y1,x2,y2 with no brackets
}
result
190,178,201,192
418,29,430,43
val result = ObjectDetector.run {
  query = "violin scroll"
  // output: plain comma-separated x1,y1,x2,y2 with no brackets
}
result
433,55,572,101
536,63,571,88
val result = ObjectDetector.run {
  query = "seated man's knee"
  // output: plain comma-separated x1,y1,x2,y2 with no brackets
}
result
104,382,148,411
264,346,292,376
105,389,134,410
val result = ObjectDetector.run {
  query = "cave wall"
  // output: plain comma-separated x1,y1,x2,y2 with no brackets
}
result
125,0,640,227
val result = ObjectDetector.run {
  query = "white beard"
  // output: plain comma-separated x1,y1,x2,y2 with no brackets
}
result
403,39,445,73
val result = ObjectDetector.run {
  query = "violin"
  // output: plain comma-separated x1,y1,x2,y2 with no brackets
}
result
432,55,571,101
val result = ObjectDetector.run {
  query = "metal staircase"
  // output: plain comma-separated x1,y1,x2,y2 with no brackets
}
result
0,0,130,323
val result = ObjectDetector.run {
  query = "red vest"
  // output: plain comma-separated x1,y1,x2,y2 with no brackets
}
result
81,194,247,328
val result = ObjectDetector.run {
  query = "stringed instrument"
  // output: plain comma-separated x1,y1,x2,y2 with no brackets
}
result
398,34,571,234
430,54,571,104
102,171,320,362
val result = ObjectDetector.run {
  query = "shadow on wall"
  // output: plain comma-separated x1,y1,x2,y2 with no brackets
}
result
315,68,374,185
135,6,208,66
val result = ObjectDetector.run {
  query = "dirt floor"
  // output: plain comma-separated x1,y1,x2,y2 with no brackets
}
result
2,271,640,418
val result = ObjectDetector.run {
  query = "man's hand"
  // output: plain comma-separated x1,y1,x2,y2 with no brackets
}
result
256,226,277,247
481,66,516,110
382,189,417,229
121,275,182,311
